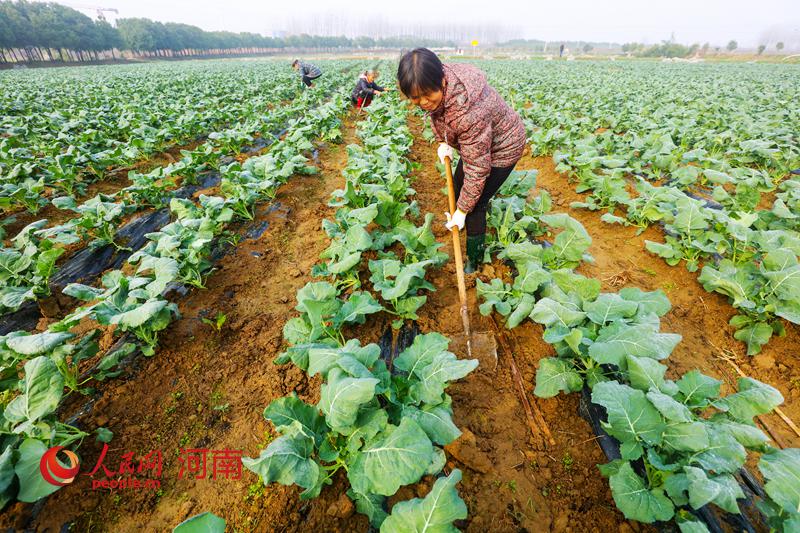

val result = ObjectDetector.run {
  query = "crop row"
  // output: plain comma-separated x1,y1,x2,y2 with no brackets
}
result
244,92,472,529
0,61,304,214
0,67,353,508
0,63,356,317
482,60,800,355
473,169,800,531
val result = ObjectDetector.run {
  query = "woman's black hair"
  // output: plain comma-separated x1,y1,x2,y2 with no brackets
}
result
397,48,444,98
291,59,299,67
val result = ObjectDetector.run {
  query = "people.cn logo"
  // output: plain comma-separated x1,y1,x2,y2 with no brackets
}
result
39,446,80,486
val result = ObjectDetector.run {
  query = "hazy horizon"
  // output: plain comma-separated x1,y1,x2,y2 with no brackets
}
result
41,0,800,49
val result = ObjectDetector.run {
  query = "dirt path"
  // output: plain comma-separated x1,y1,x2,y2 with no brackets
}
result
522,155,800,449
21,113,363,533
405,114,631,533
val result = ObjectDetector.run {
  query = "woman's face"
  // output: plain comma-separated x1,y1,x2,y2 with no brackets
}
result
366,73,376,83
409,88,443,112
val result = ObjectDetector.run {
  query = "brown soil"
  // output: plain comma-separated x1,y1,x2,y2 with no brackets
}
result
4,109,798,533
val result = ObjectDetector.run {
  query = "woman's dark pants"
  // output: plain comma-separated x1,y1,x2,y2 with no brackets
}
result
452,158,518,271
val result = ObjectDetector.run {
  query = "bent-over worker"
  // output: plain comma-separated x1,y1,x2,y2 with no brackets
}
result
350,70,386,108
396,47,526,272
292,59,322,88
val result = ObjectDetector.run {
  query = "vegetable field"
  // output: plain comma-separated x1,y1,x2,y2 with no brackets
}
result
0,58,799,532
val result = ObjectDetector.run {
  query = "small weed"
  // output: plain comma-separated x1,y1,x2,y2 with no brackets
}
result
662,281,677,291
222,231,242,247
210,388,230,412
507,480,517,493
246,482,266,501
640,267,657,276
202,311,227,332
258,430,275,448
562,452,574,471
172,391,183,401
506,503,525,524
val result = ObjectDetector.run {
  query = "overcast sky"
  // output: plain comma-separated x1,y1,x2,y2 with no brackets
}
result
63,0,800,48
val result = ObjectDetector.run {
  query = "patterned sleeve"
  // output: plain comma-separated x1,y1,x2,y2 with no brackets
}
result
430,116,444,143
456,117,492,213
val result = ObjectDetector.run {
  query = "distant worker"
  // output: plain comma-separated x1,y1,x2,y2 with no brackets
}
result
397,48,526,273
351,70,387,109
559,43,565,57
291,59,322,88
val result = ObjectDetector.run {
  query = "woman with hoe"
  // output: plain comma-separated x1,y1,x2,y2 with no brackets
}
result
396,48,527,272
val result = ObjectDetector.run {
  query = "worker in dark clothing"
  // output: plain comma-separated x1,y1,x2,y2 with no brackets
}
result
292,59,322,88
350,70,387,108
559,43,565,57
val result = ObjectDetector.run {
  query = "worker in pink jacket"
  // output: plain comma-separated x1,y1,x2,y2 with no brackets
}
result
397,48,526,272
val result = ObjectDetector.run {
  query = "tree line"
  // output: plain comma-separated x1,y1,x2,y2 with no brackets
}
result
494,38,789,58
0,0,457,64
622,40,787,58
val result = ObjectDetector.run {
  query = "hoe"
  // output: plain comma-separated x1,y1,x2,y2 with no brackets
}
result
443,155,498,369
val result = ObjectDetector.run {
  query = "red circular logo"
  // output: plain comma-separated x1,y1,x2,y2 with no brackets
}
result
39,446,80,486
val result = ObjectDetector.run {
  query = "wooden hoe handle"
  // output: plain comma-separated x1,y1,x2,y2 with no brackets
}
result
443,156,472,351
